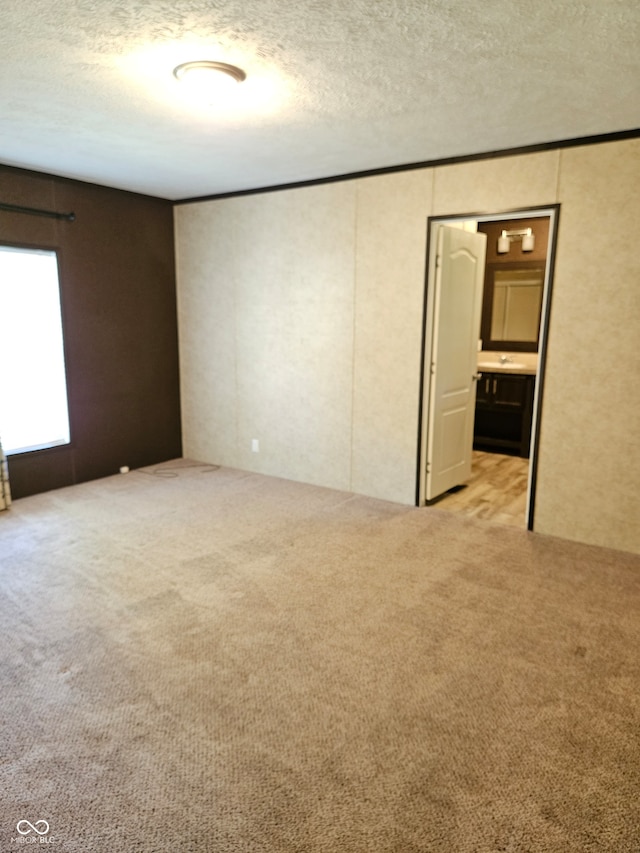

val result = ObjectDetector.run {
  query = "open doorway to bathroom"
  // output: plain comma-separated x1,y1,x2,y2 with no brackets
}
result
417,205,560,531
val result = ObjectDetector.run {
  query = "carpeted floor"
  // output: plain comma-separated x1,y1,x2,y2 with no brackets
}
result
1,459,639,851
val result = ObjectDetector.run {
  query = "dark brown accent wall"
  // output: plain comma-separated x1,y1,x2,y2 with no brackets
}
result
476,216,550,354
0,165,181,499
478,217,550,264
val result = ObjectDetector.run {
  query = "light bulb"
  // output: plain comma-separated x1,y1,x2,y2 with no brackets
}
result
522,230,535,252
497,233,510,253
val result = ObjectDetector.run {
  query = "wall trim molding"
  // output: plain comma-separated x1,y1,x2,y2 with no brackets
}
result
175,128,640,205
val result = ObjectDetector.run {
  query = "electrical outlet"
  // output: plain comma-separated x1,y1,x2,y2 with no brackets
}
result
251,439,259,453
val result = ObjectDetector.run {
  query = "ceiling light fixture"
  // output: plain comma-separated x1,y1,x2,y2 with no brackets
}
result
173,60,246,86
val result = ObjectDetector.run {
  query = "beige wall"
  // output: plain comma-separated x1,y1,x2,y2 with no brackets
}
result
175,137,640,554
534,142,640,551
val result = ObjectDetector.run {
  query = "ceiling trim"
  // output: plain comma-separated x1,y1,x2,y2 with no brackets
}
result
176,127,640,205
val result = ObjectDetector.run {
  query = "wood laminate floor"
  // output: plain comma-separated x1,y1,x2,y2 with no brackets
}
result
431,450,529,528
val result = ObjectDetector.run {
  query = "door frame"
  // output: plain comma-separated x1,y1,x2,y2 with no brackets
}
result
416,204,561,531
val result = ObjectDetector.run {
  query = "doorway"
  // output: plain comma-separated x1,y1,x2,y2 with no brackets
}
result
417,206,560,531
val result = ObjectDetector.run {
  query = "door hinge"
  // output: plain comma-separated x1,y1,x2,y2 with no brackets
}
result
435,255,441,268
430,361,436,375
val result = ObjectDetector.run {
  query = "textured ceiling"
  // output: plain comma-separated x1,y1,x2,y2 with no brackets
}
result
1,0,638,200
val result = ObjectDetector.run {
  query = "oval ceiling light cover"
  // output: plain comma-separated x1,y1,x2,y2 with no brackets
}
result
173,60,247,85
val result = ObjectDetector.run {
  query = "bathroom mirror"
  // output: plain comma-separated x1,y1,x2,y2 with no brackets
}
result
480,261,545,352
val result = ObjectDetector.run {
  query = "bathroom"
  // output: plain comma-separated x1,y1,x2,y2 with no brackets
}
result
473,216,549,456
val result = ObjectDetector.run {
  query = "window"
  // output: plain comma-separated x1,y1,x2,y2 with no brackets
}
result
0,246,71,455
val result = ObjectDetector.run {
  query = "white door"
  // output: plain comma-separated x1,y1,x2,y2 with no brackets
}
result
425,225,486,501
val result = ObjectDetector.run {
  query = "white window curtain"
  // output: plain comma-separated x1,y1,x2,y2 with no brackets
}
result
0,437,11,510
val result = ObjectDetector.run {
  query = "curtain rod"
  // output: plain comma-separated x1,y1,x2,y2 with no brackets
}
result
0,201,75,222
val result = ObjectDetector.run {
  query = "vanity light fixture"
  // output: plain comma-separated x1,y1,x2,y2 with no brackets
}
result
173,60,247,92
497,227,535,254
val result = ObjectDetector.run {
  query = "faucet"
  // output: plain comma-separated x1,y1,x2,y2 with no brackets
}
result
499,354,513,364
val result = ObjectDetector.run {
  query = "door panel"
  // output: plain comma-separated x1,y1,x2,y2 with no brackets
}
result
437,406,468,469
425,226,487,501
492,374,528,408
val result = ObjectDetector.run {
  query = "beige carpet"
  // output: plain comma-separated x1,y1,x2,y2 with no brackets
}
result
1,460,639,851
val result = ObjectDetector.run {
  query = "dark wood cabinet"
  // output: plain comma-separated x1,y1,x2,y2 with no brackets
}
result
474,372,535,457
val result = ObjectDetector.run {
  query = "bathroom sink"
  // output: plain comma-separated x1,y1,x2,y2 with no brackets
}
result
478,360,527,370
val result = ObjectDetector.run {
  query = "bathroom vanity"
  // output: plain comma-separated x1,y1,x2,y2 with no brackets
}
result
474,359,536,457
